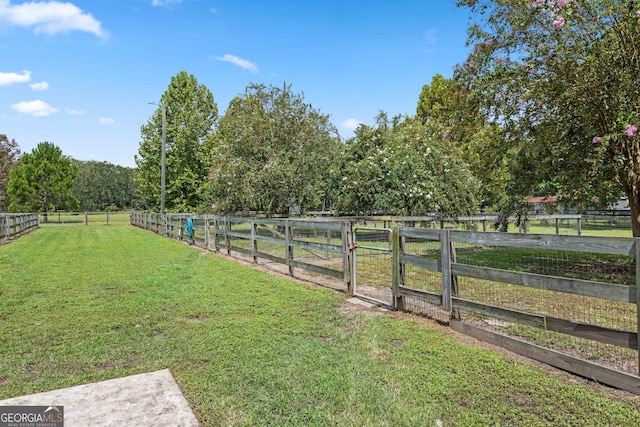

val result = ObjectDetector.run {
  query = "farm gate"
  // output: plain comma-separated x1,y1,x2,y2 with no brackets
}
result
352,226,393,306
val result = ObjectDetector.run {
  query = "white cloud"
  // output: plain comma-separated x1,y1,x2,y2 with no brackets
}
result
215,54,258,73
65,107,85,115
30,81,49,91
341,118,363,132
0,70,31,85
151,0,182,6
12,99,58,116
99,117,115,125
0,0,107,38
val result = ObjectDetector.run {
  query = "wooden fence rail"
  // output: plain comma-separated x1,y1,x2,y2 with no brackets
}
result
130,212,640,394
0,213,39,242
130,212,354,293
393,227,640,394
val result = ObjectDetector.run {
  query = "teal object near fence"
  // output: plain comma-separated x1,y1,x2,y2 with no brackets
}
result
185,217,194,243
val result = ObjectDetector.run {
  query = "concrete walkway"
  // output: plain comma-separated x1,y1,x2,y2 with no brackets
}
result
0,369,200,426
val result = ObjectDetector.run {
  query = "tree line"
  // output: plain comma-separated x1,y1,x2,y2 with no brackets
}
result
3,1,640,235
0,138,140,214
135,73,487,219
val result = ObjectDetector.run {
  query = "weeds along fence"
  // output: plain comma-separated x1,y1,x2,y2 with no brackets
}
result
0,213,38,242
130,212,640,394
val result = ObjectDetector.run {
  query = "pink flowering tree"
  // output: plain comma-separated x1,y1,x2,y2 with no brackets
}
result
456,0,640,235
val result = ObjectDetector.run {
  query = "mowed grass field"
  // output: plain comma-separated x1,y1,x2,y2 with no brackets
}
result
1,227,640,426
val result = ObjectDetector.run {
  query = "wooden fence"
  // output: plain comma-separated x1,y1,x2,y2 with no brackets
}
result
393,228,640,394
130,212,353,291
39,211,131,225
0,213,39,242
130,212,640,394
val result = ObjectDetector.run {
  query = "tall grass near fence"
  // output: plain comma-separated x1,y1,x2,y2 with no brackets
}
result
2,226,640,425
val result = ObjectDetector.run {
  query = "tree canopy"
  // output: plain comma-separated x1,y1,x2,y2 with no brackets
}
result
205,83,341,216
333,113,478,216
0,134,21,212
73,160,140,211
456,0,640,234
7,142,78,215
135,71,218,212
416,74,509,209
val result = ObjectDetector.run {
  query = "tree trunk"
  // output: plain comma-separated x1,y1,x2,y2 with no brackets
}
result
625,187,640,237
43,192,48,224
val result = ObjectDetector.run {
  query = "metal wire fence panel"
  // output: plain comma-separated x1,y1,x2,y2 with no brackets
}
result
451,239,638,375
581,216,633,238
526,218,581,236
353,227,393,305
399,232,447,321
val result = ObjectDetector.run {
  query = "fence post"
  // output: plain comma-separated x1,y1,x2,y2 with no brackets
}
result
634,237,640,375
440,228,452,313
225,218,231,256
391,226,403,311
213,217,220,252
285,219,293,276
577,216,582,236
342,221,354,296
251,220,257,263
450,230,460,320
555,217,560,235
205,215,210,250
84,212,88,226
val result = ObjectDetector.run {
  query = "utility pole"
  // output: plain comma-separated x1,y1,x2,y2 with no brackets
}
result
160,103,166,216
150,102,167,216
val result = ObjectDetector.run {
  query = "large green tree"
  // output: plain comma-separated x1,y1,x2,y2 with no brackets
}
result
205,83,341,216
73,160,140,211
333,113,478,216
0,134,21,212
7,142,78,217
135,71,218,212
456,0,640,234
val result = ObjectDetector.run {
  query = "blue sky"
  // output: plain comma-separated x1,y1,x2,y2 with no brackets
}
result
0,0,473,167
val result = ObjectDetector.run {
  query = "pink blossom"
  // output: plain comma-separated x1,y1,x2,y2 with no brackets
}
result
624,124,638,136
636,10,640,17
592,136,602,143
553,17,565,29
443,131,451,139
557,0,569,7
535,0,544,5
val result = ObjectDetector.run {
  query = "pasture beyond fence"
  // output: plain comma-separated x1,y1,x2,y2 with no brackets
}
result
0,213,38,242
38,211,131,226
130,212,640,394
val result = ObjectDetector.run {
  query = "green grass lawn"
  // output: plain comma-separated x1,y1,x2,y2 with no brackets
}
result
1,226,640,426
